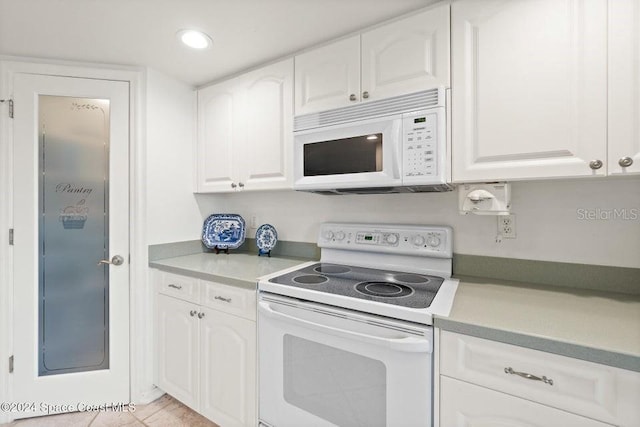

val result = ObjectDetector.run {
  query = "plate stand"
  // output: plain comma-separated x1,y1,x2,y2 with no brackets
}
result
258,249,271,257
214,246,230,255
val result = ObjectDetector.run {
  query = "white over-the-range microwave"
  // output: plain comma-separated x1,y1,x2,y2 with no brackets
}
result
293,87,452,194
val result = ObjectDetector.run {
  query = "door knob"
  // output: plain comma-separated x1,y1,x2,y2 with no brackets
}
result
97,255,125,266
349,94,357,101
362,91,370,99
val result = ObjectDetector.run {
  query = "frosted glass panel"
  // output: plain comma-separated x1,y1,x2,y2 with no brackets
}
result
283,334,387,427
38,96,110,376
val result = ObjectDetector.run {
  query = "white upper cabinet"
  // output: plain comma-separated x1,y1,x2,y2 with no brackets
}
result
197,78,240,193
196,59,293,193
451,0,608,182
608,0,640,175
240,60,293,190
294,4,451,116
294,36,361,115
361,4,450,102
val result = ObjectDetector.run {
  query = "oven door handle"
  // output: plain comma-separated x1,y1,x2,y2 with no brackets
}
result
258,300,431,353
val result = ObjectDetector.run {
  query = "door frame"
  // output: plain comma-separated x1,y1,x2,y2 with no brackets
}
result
0,57,159,423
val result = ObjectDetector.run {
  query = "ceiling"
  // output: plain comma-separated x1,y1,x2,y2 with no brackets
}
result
0,0,433,87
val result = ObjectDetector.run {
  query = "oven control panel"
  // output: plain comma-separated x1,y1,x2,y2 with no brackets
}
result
318,223,453,258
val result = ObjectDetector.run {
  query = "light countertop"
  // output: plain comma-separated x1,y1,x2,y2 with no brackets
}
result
149,252,309,289
436,276,640,372
148,252,640,371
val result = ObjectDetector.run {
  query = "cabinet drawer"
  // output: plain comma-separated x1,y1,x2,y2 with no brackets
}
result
440,376,613,427
440,331,640,425
158,272,201,304
201,281,256,321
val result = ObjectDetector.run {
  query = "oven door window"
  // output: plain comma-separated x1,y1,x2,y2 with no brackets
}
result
283,334,386,427
303,133,382,176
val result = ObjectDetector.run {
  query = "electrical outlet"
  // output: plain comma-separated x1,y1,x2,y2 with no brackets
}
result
497,214,516,238
250,215,258,229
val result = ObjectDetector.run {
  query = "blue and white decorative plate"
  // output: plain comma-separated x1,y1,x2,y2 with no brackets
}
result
202,214,246,250
256,224,278,254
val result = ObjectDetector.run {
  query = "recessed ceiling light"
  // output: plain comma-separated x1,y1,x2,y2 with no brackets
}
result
177,29,213,49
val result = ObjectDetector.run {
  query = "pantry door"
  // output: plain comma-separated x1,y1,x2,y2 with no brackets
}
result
12,73,130,417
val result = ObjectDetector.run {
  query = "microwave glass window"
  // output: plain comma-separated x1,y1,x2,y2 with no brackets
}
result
304,133,383,176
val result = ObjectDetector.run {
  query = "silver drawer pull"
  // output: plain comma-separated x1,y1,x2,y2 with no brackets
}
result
168,284,182,290
214,295,232,303
504,367,554,386
197,312,205,319
190,310,197,317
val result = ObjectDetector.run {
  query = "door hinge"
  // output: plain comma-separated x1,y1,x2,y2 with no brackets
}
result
0,99,13,118
8,356,14,373
9,228,14,245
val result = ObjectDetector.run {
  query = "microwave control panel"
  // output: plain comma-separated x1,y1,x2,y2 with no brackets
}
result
402,110,439,180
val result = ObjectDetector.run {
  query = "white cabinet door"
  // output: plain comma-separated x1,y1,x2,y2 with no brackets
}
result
451,0,608,182
197,78,240,193
608,0,640,175
361,3,450,102
200,308,256,427
156,294,200,410
440,377,613,427
240,59,293,190
294,35,360,115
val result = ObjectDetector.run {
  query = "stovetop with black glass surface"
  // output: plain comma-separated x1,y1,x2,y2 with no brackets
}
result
268,262,444,309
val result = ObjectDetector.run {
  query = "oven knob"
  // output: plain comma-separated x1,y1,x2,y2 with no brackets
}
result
385,234,398,244
427,236,441,247
335,231,346,241
324,230,334,240
412,235,426,246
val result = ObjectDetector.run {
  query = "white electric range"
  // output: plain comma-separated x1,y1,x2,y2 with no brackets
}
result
257,222,459,427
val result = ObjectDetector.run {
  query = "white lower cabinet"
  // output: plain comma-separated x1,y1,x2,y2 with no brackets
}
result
156,294,200,409
440,376,613,427
439,331,640,427
154,270,257,427
200,307,256,427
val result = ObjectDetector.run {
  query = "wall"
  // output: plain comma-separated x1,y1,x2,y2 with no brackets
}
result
195,176,640,269
146,69,201,244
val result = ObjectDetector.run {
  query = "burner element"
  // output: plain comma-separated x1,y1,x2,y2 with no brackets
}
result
314,264,351,274
393,273,430,284
292,274,329,285
355,281,414,298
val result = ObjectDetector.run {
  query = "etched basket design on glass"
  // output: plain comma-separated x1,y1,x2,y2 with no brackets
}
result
59,200,89,229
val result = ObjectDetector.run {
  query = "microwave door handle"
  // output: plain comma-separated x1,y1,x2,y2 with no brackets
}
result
258,301,430,353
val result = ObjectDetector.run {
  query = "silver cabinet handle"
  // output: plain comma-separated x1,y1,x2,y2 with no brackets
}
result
362,91,369,99
97,255,124,266
504,367,554,386
168,284,182,290
189,310,197,317
238,182,245,188
231,182,237,189
619,156,634,167
214,296,232,303
589,159,603,170
349,94,357,101
197,312,205,319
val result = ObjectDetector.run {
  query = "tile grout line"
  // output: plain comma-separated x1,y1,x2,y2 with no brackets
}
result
87,410,99,426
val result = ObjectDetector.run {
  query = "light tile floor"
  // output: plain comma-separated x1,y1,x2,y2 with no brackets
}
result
1,395,219,427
